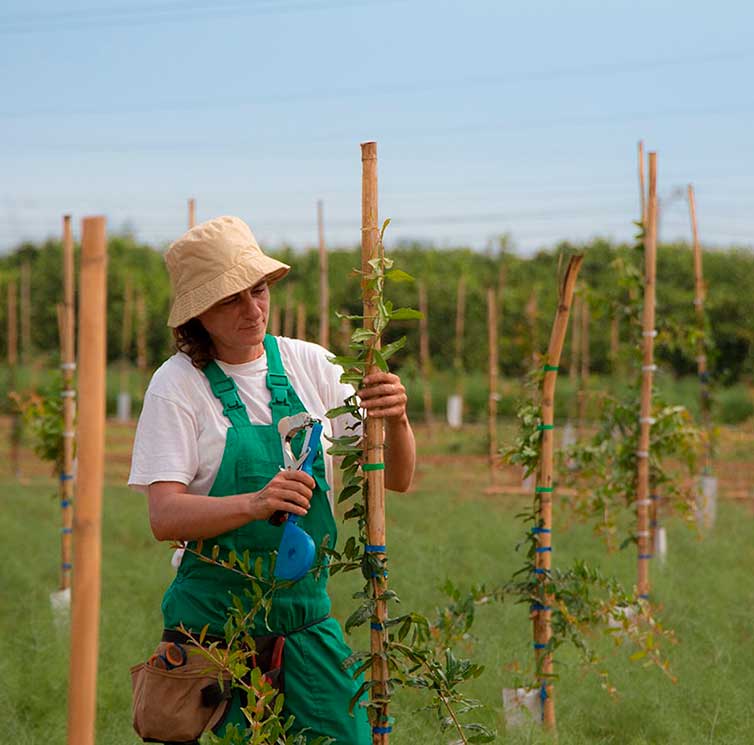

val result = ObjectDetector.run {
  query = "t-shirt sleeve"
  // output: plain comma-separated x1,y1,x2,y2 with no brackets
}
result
128,392,200,493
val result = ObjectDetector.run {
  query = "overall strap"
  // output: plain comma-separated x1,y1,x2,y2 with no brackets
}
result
202,360,252,429
263,335,292,423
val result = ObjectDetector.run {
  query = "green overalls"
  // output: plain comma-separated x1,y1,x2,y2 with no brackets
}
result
161,335,370,744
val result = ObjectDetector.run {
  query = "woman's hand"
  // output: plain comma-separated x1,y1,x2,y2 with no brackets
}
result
248,470,315,521
357,371,408,421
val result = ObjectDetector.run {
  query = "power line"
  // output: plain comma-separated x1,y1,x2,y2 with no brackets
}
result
0,0,400,34
1,46,750,118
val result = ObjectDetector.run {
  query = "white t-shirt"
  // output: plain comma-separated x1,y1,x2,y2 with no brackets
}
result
128,337,359,509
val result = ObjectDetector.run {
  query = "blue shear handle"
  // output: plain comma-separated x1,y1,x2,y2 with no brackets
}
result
301,423,323,476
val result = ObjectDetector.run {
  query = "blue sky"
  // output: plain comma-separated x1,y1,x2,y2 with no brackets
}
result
1,0,752,254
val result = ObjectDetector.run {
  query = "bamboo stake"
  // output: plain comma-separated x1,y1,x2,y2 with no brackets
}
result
20,260,31,366
577,293,590,430
7,279,19,477
60,215,76,592
418,282,433,430
688,184,712,473
317,200,330,349
526,290,539,369
487,287,498,480
454,276,465,382
283,284,294,338
638,140,646,227
270,304,281,337
296,302,306,341
135,292,147,373
533,253,584,731
361,141,389,745
637,153,658,601
120,278,133,397
338,311,352,354
610,313,619,373
188,198,196,228
66,215,107,745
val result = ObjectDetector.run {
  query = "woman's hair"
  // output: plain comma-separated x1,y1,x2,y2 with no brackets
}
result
173,318,216,369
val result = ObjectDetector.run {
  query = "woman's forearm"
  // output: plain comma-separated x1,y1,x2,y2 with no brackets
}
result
384,414,416,492
148,488,254,542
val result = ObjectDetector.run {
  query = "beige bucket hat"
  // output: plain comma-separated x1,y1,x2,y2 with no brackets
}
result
165,215,290,328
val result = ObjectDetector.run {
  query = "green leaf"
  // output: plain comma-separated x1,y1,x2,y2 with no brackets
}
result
385,268,414,283
389,307,423,321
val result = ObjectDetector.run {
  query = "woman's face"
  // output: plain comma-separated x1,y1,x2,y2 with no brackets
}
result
198,281,270,357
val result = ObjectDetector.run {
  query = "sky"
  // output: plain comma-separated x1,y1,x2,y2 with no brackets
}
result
1,0,753,255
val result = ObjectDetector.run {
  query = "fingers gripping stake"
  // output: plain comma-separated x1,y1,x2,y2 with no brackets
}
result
274,414,321,581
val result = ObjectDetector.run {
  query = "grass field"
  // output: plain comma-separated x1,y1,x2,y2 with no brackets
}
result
2,420,753,744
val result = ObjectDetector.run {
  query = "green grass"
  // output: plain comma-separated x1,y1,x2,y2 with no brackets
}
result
2,449,753,744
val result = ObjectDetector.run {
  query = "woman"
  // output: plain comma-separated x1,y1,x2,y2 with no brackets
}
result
128,215,416,744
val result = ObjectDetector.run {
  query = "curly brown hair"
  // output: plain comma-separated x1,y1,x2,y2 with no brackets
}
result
173,318,217,369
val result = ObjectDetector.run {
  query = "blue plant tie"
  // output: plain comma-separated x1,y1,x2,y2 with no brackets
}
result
534,643,547,650
365,545,386,553
62,562,73,569
533,568,547,575
62,528,73,534
61,500,71,508
540,683,548,721
535,547,552,553
373,725,392,734
370,622,385,631
638,593,650,600
639,553,653,559
370,571,388,578
59,473,74,481
530,603,551,611
531,527,551,534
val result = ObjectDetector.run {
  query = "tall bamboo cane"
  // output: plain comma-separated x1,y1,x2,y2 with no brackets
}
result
688,184,711,473
534,254,583,731
60,215,76,592
577,293,590,430
7,278,19,477
454,276,465,387
296,302,306,341
67,216,107,745
487,287,498,480
361,141,389,745
526,290,539,369
318,200,330,349
418,282,433,430
135,291,147,373
188,198,196,228
637,153,658,601
119,278,133,402
283,284,294,338
20,261,31,366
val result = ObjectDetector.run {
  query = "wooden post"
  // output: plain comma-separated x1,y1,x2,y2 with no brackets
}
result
20,260,31,366
577,293,590,430
487,287,498,479
533,254,584,732
67,215,107,745
610,312,620,373
120,278,133,396
317,200,330,349
454,276,466,382
637,153,658,602
60,215,76,591
283,284,294,338
296,302,307,341
338,311,352,354
688,184,712,473
526,290,539,369
7,279,19,477
418,282,433,430
361,141,389,745
188,198,196,228
135,291,147,373
270,304,281,337
638,140,647,227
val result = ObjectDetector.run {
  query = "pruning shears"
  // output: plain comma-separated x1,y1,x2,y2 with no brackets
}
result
272,413,321,582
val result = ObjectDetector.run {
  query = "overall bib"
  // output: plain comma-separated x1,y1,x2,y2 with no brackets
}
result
161,335,370,744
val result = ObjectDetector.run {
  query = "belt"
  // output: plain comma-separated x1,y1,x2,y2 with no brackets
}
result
161,613,331,646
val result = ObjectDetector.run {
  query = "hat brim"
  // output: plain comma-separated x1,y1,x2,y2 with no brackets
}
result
167,256,290,328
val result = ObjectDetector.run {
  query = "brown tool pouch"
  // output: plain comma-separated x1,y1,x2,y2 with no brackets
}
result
130,633,286,744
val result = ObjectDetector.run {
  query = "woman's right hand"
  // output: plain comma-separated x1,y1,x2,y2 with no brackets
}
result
248,470,315,521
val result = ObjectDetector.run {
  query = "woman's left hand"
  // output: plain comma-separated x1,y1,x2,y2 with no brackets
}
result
357,372,408,421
